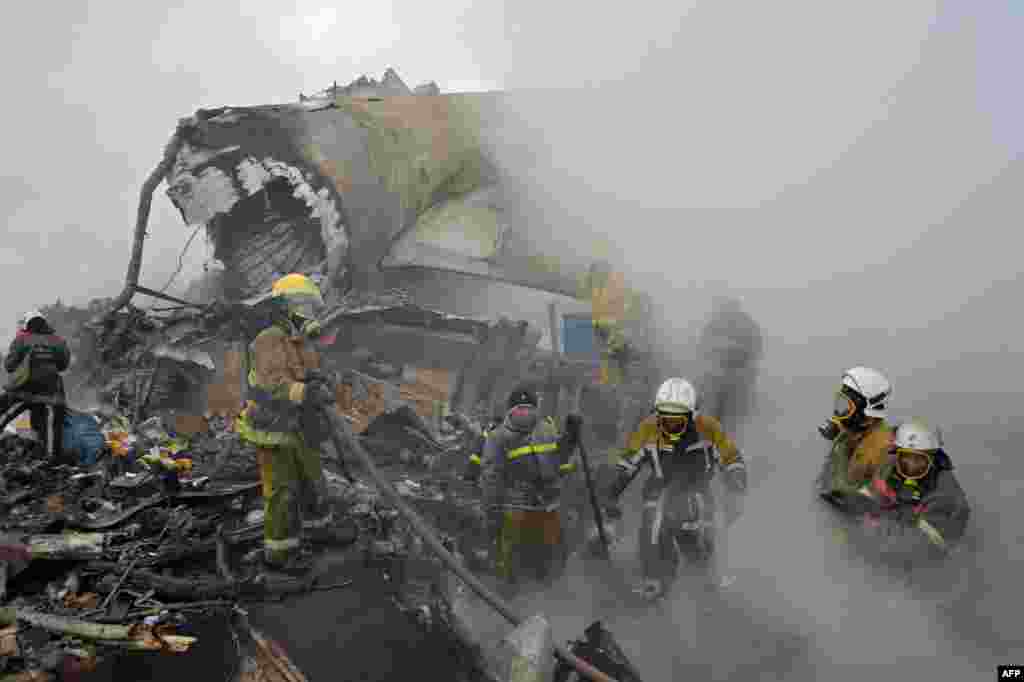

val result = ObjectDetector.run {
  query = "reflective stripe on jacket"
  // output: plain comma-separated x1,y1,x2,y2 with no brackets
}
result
481,416,575,512
4,329,70,392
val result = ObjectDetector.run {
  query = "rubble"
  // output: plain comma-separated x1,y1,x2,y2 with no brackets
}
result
0,384,498,680
0,69,659,682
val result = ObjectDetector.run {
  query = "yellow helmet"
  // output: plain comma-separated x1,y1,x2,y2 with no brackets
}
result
272,273,321,298
271,273,323,319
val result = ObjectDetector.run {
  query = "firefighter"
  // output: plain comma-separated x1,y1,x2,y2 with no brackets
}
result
581,260,632,387
463,413,560,482
602,377,748,600
854,418,970,554
1,311,71,460
479,384,583,591
695,297,763,434
816,366,895,510
236,273,340,576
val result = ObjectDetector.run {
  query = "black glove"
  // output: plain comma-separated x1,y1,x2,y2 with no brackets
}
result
305,380,336,408
305,369,337,390
564,413,583,444
305,368,326,382
723,463,748,493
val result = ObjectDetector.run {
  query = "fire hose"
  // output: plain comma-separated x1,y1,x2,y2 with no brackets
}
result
323,408,620,682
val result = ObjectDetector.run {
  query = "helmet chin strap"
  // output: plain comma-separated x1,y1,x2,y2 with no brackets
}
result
840,412,873,433
897,477,923,502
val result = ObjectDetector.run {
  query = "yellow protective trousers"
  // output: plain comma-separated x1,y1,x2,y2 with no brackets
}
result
495,509,568,587
256,444,331,565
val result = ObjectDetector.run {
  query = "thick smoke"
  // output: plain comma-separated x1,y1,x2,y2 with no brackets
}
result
448,1,1023,678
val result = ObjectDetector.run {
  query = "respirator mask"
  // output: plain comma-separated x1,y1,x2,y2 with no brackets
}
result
506,404,539,433
819,388,867,440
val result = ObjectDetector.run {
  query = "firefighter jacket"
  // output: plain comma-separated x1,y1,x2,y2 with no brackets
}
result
236,319,322,448
4,325,70,394
821,420,894,504
480,416,578,513
866,451,970,548
621,414,741,466
465,416,559,480
607,413,743,500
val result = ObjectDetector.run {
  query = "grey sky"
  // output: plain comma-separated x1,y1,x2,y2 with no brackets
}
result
1,1,1020,392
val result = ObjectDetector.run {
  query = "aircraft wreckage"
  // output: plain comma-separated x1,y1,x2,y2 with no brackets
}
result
2,71,655,681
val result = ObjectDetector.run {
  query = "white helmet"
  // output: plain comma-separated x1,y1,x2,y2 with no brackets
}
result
893,418,940,481
20,310,45,329
894,418,942,451
655,377,697,415
654,377,697,443
840,366,891,419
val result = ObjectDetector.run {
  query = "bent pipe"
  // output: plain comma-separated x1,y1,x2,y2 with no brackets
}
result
103,122,189,321
323,409,620,682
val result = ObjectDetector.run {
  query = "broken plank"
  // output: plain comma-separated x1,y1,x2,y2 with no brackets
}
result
0,607,195,652
26,533,106,561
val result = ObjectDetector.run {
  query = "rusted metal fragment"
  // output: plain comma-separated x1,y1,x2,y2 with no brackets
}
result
158,72,621,304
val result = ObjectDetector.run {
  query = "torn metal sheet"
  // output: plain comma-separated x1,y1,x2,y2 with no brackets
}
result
160,71,620,302
151,344,215,370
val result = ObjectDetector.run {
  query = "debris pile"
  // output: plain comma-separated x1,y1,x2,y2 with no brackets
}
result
2,66,662,680
0,390,497,679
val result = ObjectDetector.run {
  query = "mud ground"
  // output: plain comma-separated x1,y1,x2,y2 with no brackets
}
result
88,558,471,682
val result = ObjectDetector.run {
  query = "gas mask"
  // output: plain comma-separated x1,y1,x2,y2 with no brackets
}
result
505,404,539,433
279,290,323,335
892,476,924,504
890,446,934,502
818,387,868,440
656,411,690,443
297,316,322,338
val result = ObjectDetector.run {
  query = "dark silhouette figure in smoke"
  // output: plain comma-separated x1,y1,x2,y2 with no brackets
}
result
695,297,763,435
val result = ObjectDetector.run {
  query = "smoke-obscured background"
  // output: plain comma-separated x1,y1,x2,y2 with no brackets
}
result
2,0,1021,678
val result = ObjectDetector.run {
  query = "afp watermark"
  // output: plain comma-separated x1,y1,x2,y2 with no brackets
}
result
998,666,1024,679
